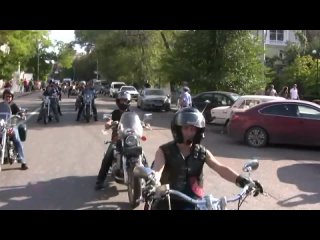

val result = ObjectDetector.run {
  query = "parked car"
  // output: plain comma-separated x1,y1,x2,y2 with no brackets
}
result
210,95,285,126
109,82,126,98
119,85,139,101
192,91,240,122
228,100,320,147
137,88,171,111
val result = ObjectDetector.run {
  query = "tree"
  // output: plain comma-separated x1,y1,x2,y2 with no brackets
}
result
0,30,51,79
161,30,266,94
281,55,317,97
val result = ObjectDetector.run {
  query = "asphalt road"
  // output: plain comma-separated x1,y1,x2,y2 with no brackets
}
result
0,92,319,210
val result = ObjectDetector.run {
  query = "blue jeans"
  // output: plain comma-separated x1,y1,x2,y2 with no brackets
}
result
11,127,25,164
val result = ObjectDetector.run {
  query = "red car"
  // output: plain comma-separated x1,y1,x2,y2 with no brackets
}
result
228,100,320,147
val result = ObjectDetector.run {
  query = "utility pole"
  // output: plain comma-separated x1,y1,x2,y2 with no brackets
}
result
37,39,40,81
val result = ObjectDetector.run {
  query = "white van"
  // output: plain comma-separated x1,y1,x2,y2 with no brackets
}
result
109,82,126,98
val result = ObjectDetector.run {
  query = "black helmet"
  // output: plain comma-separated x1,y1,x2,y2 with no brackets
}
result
2,88,14,100
116,91,131,110
171,107,205,144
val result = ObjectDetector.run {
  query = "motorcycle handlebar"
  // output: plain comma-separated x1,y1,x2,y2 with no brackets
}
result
156,184,254,207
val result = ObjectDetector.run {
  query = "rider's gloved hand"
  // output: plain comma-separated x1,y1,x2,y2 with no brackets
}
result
142,172,160,199
252,180,263,197
236,175,263,197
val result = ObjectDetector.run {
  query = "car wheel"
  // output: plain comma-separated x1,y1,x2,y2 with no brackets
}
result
245,127,268,148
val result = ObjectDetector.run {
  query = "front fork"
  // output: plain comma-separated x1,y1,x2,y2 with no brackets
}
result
0,130,7,165
123,154,145,185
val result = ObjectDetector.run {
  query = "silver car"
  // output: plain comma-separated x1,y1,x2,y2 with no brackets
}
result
137,88,171,111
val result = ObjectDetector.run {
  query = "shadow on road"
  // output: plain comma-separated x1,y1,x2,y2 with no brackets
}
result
0,175,131,210
277,163,320,207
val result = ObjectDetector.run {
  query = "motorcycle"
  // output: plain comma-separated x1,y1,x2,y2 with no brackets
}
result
102,111,152,208
0,102,28,171
134,159,263,210
82,92,94,123
40,95,60,124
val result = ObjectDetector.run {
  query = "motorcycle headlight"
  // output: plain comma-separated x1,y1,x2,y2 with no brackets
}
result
125,135,138,146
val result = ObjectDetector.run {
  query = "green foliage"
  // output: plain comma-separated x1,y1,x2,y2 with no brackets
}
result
73,30,267,94
0,30,51,79
281,55,318,96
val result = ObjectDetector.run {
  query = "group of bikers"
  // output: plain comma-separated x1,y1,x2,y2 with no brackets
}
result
1,81,263,209
36,79,98,123
94,87,263,210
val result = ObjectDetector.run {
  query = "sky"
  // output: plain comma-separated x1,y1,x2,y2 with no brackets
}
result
49,30,85,53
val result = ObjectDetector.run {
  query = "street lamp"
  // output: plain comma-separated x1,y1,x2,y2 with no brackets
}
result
312,49,320,96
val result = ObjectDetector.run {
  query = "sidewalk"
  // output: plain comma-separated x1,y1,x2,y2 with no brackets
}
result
0,88,38,99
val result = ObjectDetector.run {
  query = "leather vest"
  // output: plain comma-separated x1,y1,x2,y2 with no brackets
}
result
160,141,206,197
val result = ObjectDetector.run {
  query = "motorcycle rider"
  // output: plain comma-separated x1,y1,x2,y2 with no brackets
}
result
75,81,86,111
53,82,63,116
76,81,98,121
95,91,131,190
2,89,28,170
149,107,263,210
37,80,60,123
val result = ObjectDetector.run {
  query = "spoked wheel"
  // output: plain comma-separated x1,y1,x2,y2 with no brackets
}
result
245,127,268,147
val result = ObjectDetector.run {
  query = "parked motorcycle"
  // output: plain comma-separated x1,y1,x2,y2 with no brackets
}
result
0,102,28,171
134,159,263,210
102,111,152,208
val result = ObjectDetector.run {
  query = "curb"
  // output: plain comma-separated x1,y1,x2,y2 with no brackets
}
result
15,92,36,99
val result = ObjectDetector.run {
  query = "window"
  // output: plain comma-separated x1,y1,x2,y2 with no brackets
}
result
261,104,298,117
239,99,261,109
145,90,165,96
212,94,233,106
197,93,214,102
297,105,320,119
270,30,284,41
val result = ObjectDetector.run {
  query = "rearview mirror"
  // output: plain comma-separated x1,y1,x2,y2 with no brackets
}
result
20,108,28,113
242,159,259,172
133,166,154,180
204,100,211,104
143,113,152,122
103,113,112,120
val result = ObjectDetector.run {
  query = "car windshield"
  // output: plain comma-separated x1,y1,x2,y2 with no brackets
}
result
121,86,136,91
114,84,125,89
230,94,240,101
145,90,165,96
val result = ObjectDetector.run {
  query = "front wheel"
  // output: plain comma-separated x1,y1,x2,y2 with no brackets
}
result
127,164,142,209
43,108,48,124
85,105,90,123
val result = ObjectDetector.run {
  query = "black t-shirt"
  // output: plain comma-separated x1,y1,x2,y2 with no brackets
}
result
111,109,130,121
10,102,20,115
110,108,130,141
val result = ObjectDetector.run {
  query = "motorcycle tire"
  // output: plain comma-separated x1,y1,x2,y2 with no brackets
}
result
85,105,90,123
127,164,142,209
